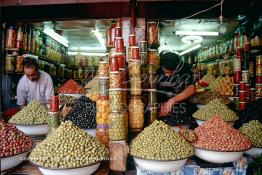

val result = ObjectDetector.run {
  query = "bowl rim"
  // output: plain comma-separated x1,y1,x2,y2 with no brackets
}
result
249,146,262,149
131,155,192,162
58,93,85,95
194,118,237,122
31,160,101,170
12,123,49,126
194,146,251,153
2,143,36,159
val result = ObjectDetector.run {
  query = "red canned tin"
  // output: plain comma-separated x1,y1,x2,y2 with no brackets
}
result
49,96,59,112
106,28,113,48
239,91,246,102
233,84,240,96
233,71,241,84
239,81,246,91
236,48,244,60
115,52,126,69
244,43,251,52
239,102,247,111
109,56,119,72
256,75,262,84
120,68,127,88
114,37,124,52
115,27,122,37
129,34,136,47
131,46,140,60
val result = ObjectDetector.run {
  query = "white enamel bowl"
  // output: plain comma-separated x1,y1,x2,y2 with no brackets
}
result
1,145,35,172
244,147,262,157
195,119,234,126
38,162,100,175
172,125,190,132
133,157,188,173
15,124,49,136
84,129,96,137
194,148,246,163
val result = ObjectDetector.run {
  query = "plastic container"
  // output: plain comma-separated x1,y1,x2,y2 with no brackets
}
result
96,124,109,147
128,59,141,78
130,77,142,95
99,77,109,96
109,89,123,112
109,71,121,88
96,96,110,125
98,61,109,77
108,112,126,141
129,96,144,129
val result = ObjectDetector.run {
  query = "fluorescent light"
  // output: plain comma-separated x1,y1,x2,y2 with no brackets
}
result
181,35,203,44
68,51,108,56
92,29,106,49
179,44,201,56
43,28,69,47
176,31,219,36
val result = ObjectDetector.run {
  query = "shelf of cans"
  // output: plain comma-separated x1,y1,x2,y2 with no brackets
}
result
232,43,262,111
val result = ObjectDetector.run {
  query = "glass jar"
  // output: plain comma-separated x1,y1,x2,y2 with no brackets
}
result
148,49,160,69
109,71,121,88
99,77,109,96
80,57,87,67
147,106,158,125
109,89,123,112
121,110,129,137
96,96,110,125
96,125,109,147
6,25,16,48
5,55,15,73
108,112,126,141
16,56,24,73
129,96,144,129
128,59,141,78
130,77,142,95
99,61,109,77
147,21,159,46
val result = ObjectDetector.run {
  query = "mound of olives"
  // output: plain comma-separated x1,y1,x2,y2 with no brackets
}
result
9,100,52,125
239,120,262,148
130,120,193,161
30,121,107,168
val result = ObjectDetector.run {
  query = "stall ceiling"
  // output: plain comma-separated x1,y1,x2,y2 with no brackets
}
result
31,18,238,54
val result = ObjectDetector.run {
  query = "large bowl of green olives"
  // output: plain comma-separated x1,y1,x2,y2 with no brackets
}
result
244,147,262,157
15,124,49,136
133,157,187,173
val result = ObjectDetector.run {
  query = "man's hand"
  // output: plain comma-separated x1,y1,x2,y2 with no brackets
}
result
159,99,174,117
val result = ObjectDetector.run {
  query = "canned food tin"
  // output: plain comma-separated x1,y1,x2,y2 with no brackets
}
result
239,91,246,102
129,34,136,47
232,97,239,110
115,27,122,37
233,71,241,84
233,59,241,71
140,41,147,52
242,70,249,83
131,46,140,60
233,84,240,96
49,96,59,112
256,75,262,84
239,81,246,91
109,56,119,72
115,52,126,69
256,66,262,75
239,102,247,111
256,55,262,65
256,84,262,97
249,62,255,77
99,77,109,96
250,88,256,102
114,37,125,52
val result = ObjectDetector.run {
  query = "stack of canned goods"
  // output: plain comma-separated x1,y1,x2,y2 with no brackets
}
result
256,55,262,97
239,81,247,111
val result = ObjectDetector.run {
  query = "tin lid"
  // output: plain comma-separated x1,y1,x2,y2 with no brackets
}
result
239,102,247,104
239,90,246,93
115,37,123,40
129,34,135,37
242,70,249,73
115,52,125,56
129,59,140,62
115,27,122,29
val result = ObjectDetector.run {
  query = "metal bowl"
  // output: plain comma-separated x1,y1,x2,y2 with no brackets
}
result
15,124,49,136
194,148,246,163
1,144,35,172
38,162,100,175
133,157,188,173
244,147,262,157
